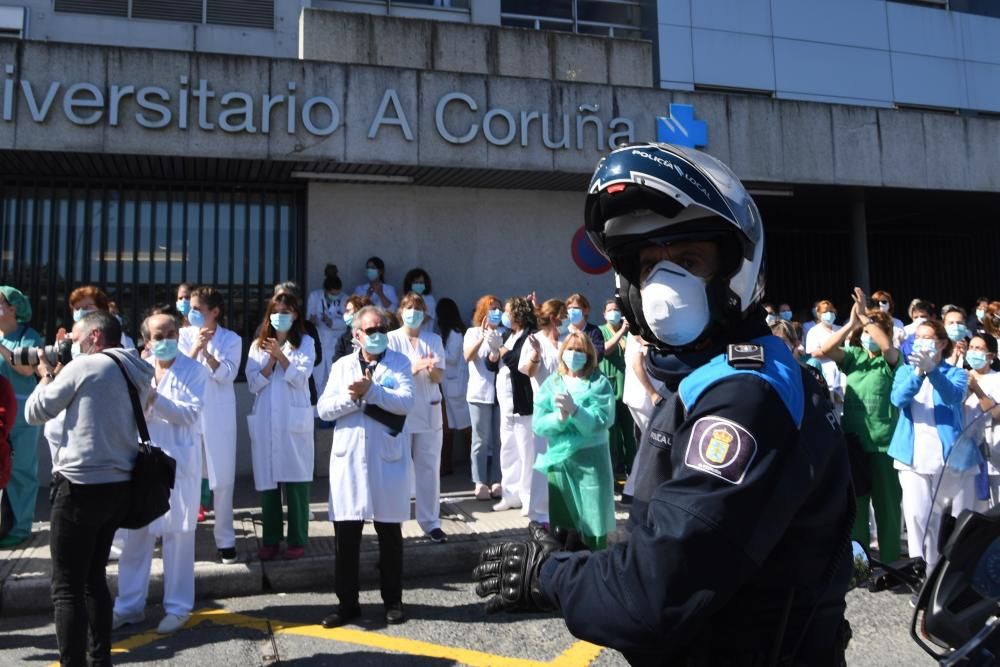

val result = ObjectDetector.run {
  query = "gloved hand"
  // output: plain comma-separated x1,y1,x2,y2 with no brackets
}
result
553,392,577,421
473,520,560,613
485,330,502,354
908,347,938,374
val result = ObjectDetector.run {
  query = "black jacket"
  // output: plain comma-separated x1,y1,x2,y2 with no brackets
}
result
486,329,536,416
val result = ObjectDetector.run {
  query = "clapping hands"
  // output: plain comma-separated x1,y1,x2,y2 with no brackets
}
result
349,368,374,401
554,392,576,421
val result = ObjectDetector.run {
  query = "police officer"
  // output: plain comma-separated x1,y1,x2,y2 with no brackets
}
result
473,143,854,665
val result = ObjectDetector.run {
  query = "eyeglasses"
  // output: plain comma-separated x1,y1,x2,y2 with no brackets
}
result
362,326,389,336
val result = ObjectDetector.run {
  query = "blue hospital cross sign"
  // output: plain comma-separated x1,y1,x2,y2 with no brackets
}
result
656,103,708,148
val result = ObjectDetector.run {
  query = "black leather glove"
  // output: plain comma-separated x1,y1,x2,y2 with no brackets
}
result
473,521,560,613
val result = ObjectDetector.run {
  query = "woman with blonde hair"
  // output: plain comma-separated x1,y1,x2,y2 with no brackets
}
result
532,331,616,549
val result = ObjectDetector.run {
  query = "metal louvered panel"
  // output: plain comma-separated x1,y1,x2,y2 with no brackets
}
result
206,0,273,29
132,0,203,23
54,0,128,17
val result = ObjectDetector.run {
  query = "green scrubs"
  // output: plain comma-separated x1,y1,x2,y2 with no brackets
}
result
0,325,43,546
599,324,636,476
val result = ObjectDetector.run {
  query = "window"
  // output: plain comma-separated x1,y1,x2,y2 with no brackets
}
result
0,182,304,371
54,0,275,29
501,0,646,39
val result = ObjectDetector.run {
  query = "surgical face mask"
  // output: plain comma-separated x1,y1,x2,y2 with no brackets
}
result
878,302,891,314
270,312,294,333
639,260,710,347
911,316,927,327
779,310,792,321
366,267,380,282
977,309,986,322
487,309,502,326
343,312,354,327
765,313,778,326
946,323,968,342
967,350,989,370
70,341,83,359
913,338,938,356
605,310,622,325
557,320,570,336
187,309,206,328
402,308,425,329
567,307,584,325
562,350,587,373
501,312,512,329
152,339,179,361
411,283,426,295
820,311,836,325
364,331,388,355
176,299,191,316
73,308,93,323
861,333,880,353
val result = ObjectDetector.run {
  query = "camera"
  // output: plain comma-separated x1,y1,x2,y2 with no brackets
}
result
11,340,73,367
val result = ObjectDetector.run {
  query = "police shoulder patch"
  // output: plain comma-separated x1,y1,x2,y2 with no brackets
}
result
684,416,758,485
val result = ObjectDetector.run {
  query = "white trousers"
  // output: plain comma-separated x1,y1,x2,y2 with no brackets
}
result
898,469,974,569
498,414,522,504
211,484,235,549
410,429,443,533
114,527,196,618
977,474,1000,513
513,414,548,523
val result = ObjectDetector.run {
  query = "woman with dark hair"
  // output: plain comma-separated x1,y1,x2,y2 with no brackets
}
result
333,295,370,364
245,292,315,561
307,264,348,395
437,298,470,478
403,268,436,331
964,333,1000,508
353,256,398,311
889,318,971,569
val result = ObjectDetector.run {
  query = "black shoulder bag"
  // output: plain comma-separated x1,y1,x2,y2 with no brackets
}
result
104,352,177,530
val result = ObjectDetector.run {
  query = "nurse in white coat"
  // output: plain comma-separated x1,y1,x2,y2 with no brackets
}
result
178,286,243,564
317,306,414,627
307,265,348,395
245,293,316,562
402,268,437,332
352,256,398,312
387,293,448,542
113,314,207,635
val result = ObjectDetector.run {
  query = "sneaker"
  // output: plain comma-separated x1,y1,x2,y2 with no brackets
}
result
427,528,448,544
474,484,491,501
218,547,238,565
283,546,305,560
385,603,406,625
492,499,522,512
490,483,502,499
112,609,145,630
257,544,280,561
321,604,361,628
197,506,207,523
156,613,189,634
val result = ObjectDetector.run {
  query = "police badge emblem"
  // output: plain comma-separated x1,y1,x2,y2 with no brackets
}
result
705,428,733,464
684,416,758,484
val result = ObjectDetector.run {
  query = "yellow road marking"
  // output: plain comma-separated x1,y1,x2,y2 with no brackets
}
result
53,607,604,667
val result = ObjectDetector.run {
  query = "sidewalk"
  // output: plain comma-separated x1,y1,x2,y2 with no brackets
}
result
0,472,630,618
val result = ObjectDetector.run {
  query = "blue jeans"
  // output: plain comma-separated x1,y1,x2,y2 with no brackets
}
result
468,401,500,485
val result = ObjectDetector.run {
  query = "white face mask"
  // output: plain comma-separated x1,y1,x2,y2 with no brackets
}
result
640,260,711,347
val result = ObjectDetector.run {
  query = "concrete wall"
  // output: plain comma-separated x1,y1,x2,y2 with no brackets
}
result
306,182,614,327
657,0,1000,113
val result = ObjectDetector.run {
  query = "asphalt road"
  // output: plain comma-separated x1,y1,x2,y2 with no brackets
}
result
0,574,937,666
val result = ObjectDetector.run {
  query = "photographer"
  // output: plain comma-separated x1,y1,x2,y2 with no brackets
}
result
24,311,154,667
0,286,44,548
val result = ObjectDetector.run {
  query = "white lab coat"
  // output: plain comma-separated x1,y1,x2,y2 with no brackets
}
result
318,349,414,523
245,335,316,492
353,282,399,312
178,324,242,489
441,330,471,430
387,328,445,434
307,289,348,393
518,331,562,393
144,354,208,535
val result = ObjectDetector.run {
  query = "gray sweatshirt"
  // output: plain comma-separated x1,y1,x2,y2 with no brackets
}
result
26,348,155,484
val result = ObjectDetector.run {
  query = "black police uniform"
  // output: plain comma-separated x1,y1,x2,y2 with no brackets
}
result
538,318,853,665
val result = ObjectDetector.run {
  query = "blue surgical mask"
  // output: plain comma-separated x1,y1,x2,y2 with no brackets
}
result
557,321,570,336
567,308,584,325
411,283,426,295
605,311,622,325
73,308,92,323
402,308,425,329
187,309,205,328
765,314,778,326
366,268,380,282
343,312,354,327
913,338,937,356
270,312,294,333
562,350,587,373
946,323,968,342
977,309,986,322
861,333,879,353
152,339,179,361
501,312,512,329
487,309,502,326
820,311,836,325
70,341,83,359
967,350,989,370
176,299,191,316
780,310,792,321
364,331,388,355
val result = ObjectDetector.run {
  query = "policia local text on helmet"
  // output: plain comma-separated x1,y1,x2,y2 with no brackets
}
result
474,143,855,665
